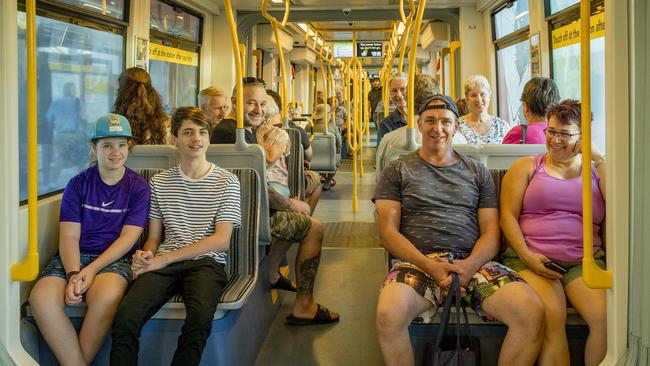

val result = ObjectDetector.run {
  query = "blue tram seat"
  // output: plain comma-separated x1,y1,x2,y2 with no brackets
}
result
283,127,306,200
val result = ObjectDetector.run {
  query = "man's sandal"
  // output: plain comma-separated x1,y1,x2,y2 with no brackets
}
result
286,304,340,325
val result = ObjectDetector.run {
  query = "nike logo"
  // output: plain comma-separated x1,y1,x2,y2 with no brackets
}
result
101,200,115,207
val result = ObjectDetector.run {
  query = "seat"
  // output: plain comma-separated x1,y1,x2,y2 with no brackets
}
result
479,144,547,169
283,127,305,200
310,133,338,173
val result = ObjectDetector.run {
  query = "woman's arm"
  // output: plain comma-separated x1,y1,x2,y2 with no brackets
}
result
500,157,562,280
59,221,82,275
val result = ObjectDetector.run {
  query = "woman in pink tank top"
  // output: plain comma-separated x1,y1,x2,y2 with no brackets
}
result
500,100,607,366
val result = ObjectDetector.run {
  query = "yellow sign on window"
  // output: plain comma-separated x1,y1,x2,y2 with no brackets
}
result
149,43,198,66
551,12,605,49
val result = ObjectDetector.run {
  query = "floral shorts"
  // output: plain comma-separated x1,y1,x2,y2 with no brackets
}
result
383,252,523,323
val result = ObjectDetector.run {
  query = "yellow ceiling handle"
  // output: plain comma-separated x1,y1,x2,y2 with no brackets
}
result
261,0,292,123
224,0,244,130
12,0,39,282
398,0,415,23
239,43,247,76
261,0,290,27
579,0,612,289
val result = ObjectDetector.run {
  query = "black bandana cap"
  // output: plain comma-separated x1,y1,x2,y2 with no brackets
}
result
417,94,459,118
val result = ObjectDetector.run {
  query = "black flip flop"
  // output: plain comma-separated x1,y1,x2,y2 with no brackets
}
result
270,273,297,292
286,303,340,325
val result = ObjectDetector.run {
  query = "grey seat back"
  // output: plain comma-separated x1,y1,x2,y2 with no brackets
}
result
479,144,546,169
283,128,305,200
205,144,271,245
310,134,337,172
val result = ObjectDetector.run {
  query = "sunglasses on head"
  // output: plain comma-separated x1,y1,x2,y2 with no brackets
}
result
243,77,266,86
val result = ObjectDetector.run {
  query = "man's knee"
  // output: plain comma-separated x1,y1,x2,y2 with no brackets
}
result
306,217,323,241
376,293,416,338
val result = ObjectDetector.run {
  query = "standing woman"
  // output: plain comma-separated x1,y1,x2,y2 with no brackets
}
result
28,114,150,365
500,99,606,366
458,75,511,144
113,67,169,145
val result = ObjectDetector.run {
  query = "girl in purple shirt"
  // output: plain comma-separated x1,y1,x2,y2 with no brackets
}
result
500,100,607,366
28,114,150,365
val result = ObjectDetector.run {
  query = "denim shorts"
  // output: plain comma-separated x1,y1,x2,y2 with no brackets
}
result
39,253,133,284
383,252,523,323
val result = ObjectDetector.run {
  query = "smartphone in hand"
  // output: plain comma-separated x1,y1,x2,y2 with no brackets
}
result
544,261,568,274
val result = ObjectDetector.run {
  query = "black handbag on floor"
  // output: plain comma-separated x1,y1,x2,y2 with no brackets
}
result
423,274,481,366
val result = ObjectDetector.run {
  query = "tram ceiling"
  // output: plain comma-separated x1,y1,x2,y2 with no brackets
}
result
218,0,475,11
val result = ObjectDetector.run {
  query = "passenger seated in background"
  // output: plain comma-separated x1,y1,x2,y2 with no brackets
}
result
29,114,150,366
374,95,544,366
502,77,561,144
333,88,348,128
113,67,170,145
375,73,466,181
377,73,408,144
455,98,470,116
266,89,314,164
198,86,229,130
256,96,293,199
111,107,241,366
458,75,511,144
211,77,267,144
500,99,606,366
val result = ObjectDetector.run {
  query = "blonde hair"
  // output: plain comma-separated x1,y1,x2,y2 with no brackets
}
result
198,87,226,107
265,94,280,119
463,75,491,97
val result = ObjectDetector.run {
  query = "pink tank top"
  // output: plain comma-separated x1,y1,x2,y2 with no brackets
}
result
519,154,605,262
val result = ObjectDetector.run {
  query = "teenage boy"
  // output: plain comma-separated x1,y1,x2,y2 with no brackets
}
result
110,107,241,366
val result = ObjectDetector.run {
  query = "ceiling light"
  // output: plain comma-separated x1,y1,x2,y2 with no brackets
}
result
298,23,307,32
270,0,283,4
397,22,405,35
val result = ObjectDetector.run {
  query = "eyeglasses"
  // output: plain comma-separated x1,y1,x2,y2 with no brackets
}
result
243,77,266,86
544,128,581,140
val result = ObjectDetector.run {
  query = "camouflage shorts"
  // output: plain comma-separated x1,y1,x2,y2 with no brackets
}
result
270,210,312,243
384,252,523,323
304,170,322,198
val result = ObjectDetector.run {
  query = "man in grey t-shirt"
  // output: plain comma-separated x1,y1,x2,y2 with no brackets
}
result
374,95,544,366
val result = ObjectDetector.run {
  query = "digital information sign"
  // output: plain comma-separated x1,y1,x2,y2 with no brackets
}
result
356,42,383,57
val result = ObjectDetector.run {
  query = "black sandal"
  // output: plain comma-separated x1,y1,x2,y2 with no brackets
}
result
286,303,340,325
270,273,297,292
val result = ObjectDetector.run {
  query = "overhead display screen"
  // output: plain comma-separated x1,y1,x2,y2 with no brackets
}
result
333,42,353,58
357,42,383,57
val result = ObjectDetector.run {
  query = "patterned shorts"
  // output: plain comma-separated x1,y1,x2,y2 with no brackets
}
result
270,210,312,243
39,253,133,284
383,252,523,323
304,170,323,197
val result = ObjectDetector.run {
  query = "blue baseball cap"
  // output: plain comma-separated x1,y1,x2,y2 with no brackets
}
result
90,113,133,140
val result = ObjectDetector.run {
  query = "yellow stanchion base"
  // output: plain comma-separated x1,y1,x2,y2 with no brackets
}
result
11,253,39,281
582,257,613,289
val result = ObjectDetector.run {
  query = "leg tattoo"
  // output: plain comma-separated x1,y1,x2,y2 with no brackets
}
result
297,254,321,297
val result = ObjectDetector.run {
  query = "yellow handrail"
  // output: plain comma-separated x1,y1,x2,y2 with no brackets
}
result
364,76,371,145
327,62,336,127
406,0,427,129
580,0,612,288
440,47,450,94
318,47,329,133
12,0,39,281
224,0,244,129
449,41,461,100
253,49,263,78
239,43,247,76
262,0,291,123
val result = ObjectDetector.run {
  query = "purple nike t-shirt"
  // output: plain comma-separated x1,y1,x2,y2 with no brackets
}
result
59,165,150,254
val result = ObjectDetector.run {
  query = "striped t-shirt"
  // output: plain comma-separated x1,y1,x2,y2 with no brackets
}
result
149,163,241,264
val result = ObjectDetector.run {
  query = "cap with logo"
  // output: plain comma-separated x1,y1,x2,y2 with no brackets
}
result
90,113,133,140
417,94,460,118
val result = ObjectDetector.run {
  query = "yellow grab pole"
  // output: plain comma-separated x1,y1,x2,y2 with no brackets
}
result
12,0,39,281
397,17,413,73
580,0,612,288
449,41,461,100
262,0,291,123
239,43,247,77
357,60,364,177
318,47,329,133
224,0,244,129
327,62,336,126
364,75,371,145
406,0,427,130
440,47,450,94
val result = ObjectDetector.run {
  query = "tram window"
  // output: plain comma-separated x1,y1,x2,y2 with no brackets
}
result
493,0,529,40
150,0,201,43
50,0,127,20
549,0,580,14
496,39,530,125
550,11,606,152
17,12,124,202
149,0,202,113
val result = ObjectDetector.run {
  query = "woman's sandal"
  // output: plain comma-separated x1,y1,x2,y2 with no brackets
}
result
270,272,297,292
286,303,340,325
